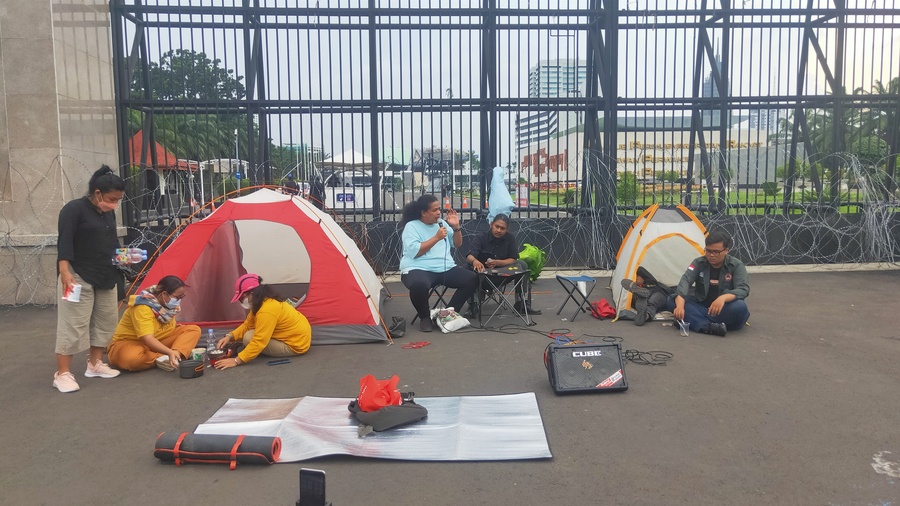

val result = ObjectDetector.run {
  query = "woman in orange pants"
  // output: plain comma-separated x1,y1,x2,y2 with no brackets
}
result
107,275,201,371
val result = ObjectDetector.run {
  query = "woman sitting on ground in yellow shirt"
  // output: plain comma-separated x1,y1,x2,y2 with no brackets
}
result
213,273,312,370
107,275,201,371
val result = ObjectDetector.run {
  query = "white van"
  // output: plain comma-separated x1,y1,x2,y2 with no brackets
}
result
320,168,398,211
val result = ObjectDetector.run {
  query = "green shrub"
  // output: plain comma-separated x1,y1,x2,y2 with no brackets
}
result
617,172,638,204
799,187,850,203
759,182,779,197
655,170,680,183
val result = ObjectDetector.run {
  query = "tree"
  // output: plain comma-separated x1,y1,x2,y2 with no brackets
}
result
767,117,794,145
655,170,679,183
854,78,900,147
853,78,900,193
127,110,249,163
133,49,245,100
466,150,480,173
768,107,847,156
616,172,638,205
759,182,779,198
127,49,261,177
849,135,888,170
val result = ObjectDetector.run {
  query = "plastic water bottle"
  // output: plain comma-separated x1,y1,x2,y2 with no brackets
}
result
113,248,147,265
206,329,216,352
129,248,148,263
205,329,216,367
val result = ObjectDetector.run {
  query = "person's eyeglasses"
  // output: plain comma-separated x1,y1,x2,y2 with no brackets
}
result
705,248,727,256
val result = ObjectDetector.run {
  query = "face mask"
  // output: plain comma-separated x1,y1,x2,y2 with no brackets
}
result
93,191,122,213
240,300,252,310
165,297,181,310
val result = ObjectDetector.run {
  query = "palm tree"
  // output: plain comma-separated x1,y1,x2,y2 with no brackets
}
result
854,77,900,194
854,78,900,146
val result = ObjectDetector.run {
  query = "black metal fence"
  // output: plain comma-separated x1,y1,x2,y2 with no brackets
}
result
110,0,900,267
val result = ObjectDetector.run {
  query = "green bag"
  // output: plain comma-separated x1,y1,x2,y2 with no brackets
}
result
518,243,547,282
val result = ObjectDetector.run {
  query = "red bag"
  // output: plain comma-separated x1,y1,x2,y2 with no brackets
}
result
590,298,616,319
357,374,403,412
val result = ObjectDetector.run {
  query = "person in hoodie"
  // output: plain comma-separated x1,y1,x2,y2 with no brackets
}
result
213,273,312,370
107,275,201,371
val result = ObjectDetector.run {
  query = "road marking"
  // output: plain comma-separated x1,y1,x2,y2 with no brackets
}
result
871,451,900,478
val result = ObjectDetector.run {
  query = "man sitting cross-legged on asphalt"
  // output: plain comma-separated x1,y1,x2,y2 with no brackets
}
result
663,229,750,337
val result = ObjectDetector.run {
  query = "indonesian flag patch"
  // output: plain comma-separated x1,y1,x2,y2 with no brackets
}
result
688,264,695,271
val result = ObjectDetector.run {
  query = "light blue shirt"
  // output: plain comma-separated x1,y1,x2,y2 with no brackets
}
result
399,220,457,274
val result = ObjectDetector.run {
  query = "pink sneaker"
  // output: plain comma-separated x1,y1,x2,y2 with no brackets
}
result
53,371,80,393
85,359,121,379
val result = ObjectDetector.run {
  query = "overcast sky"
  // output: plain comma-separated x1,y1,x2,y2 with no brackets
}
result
128,0,899,166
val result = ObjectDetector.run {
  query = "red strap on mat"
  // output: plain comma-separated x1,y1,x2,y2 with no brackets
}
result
229,435,245,470
172,432,188,467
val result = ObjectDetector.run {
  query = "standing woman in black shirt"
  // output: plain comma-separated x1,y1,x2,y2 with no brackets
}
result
53,166,126,393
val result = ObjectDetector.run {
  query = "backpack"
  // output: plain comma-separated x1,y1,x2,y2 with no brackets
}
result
518,243,547,282
348,374,428,436
590,298,616,319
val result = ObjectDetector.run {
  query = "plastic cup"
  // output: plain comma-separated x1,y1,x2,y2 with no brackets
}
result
677,320,690,337
63,283,82,302
576,281,587,296
191,348,206,361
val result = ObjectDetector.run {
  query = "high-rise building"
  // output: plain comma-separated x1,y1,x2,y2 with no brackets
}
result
528,59,588,99
515,111,559,149
748,109,779,131
701,53,732,128
517,59,587,149
286,143,324,180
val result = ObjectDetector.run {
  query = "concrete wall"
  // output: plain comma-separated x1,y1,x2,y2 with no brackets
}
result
0,0,119,304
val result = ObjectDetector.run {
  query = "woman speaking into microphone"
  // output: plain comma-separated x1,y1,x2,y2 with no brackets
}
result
398,195,478,332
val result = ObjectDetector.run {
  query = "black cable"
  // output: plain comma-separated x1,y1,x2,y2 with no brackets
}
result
451,322,549,336
623,349,674,366
580,334,624,344
434,323,673,366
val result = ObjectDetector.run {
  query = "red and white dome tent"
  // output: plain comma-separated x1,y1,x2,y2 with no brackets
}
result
137,188,388,344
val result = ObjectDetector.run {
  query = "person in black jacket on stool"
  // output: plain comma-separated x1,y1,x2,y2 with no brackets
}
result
464,214,541,317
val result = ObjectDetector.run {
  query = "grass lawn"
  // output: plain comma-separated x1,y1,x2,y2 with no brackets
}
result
454,185,895,215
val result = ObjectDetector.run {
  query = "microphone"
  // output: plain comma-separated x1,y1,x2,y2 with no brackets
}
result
437,220,451,243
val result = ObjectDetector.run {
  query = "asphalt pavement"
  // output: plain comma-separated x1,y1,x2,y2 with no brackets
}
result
1,269,898,506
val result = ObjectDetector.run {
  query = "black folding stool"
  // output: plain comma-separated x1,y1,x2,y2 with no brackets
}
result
555,275,596,321
410,285,450,324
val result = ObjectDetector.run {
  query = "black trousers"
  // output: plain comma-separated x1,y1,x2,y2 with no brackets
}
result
401,267,479,319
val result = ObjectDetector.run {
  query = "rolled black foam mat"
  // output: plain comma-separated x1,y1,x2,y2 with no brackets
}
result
154,432,281,469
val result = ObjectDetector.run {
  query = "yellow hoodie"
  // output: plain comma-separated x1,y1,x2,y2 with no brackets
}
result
111,295,178,342
232,298,312,363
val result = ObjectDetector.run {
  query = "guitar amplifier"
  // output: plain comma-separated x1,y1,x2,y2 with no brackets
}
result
546,343,628,394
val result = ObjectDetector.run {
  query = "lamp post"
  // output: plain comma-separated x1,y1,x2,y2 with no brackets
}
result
234,129,240,193
445,89,456,198
568,89,582,126
198,160,205,208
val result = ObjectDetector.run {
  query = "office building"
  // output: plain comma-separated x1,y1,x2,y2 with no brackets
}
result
516,59,587,150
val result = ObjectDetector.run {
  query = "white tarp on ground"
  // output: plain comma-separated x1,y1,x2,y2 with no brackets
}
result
195,393,552,462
